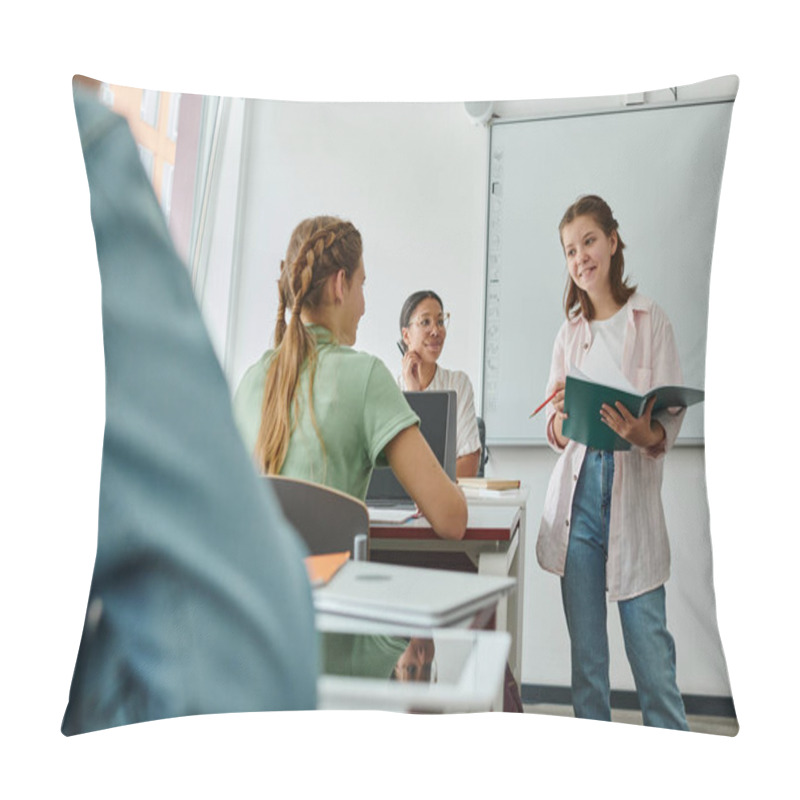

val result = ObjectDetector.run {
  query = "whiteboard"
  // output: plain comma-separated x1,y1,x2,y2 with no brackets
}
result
481,100,734,445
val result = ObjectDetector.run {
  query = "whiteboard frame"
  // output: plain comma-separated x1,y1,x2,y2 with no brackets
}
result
480,97,735,447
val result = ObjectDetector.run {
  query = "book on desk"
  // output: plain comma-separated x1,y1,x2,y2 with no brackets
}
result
457,477,521,494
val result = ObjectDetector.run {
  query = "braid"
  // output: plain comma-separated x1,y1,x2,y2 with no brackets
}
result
274,261,289,346
254,216,362,475
290,244,317,315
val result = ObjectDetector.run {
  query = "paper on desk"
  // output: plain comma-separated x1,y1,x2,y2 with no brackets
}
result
367,507,418,524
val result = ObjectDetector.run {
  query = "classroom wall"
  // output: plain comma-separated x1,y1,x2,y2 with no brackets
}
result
227,100,488,392
223,97,733,699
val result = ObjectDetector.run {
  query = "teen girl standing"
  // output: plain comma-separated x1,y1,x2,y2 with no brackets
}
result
537,195,689,730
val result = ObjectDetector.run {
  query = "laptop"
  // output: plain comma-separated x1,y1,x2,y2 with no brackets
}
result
313,559,515,628
366,390,457,510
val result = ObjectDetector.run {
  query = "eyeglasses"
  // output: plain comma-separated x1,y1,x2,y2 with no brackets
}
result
408,312,450,331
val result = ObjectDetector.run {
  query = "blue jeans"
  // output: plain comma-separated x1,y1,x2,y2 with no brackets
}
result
560,449,689,730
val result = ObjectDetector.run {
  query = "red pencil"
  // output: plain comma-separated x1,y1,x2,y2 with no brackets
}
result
529,389,558,418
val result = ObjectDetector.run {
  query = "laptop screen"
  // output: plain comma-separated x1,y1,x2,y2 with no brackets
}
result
366,390,457,506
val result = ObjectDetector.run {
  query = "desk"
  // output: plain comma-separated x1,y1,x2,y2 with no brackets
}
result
316,618,511,713
369,495,527,683
314,561,515,711
460,488,528,685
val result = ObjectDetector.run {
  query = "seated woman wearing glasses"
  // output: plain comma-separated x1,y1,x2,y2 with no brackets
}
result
398,291,482,478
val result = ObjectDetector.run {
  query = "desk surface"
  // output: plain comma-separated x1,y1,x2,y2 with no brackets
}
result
369,504,521,542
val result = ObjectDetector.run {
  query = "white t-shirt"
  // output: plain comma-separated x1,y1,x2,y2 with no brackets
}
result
581,304,634,390
398,365,482,459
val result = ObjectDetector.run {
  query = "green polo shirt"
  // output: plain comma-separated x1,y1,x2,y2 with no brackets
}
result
233,325,419,501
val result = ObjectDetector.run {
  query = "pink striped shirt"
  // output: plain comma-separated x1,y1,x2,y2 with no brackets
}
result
536,293,686,601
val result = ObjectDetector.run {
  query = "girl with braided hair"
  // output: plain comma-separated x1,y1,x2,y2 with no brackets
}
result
234,216,466,540
537,195,689,729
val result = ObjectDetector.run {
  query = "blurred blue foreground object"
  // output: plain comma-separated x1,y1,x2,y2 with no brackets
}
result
63,85,317,735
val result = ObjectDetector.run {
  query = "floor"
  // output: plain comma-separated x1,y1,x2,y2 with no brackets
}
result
523,703,739,736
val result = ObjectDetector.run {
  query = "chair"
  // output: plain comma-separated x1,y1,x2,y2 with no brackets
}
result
263,476,370,560
477,416,490,478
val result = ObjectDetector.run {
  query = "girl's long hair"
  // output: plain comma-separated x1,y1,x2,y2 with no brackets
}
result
559,195,636,320
254,216,362,475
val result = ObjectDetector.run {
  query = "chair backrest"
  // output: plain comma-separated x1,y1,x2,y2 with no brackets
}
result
477,416,489,478
263,476,370,560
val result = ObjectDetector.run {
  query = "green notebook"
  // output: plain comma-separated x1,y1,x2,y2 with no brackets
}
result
562,374,705,451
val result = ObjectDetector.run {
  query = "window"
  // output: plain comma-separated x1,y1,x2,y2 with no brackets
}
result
140,90,160,128
137,144,154,182
161,161,174,220
167,94,181,142
100,83,115,108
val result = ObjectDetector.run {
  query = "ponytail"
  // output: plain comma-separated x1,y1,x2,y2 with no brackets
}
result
254,217,362,474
